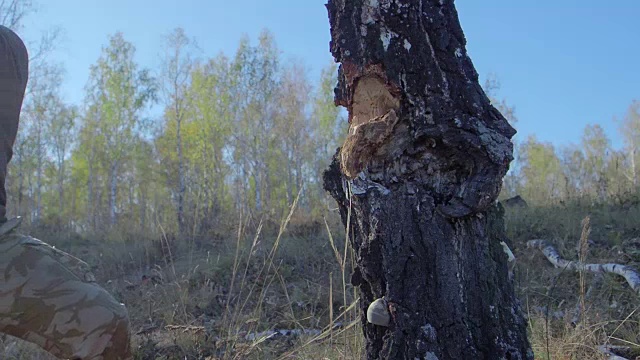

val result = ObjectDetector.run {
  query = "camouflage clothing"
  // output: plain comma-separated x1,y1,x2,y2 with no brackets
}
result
0,25,28,222
0,26,134,359
0,220,133,359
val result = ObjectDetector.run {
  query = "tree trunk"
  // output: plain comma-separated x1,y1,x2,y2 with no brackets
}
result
631,147,637,188
87,145,96,230
35,127,42,223
58,162,65,216
17,161,23,216
254,170,262,214
177,116,185,235
109,160,118,225
322,1,532,359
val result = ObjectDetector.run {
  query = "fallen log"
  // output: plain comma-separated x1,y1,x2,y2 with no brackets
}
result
527,240,640,295
598,345,632,360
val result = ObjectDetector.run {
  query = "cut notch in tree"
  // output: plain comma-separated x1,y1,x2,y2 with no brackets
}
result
323,0,532,359
341,72,401,178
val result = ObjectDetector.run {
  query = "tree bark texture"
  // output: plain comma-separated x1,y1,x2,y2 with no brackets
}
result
322,1,532,359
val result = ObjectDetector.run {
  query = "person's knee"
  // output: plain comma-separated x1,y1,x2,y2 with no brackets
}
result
0,235,134,359
68,287,133,359
104,308,134,359
98,299,133,359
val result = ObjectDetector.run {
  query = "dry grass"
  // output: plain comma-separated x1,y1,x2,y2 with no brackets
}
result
3,201,640,359
511,203,640,359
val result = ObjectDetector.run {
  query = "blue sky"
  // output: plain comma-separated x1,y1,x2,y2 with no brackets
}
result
19,0,640,150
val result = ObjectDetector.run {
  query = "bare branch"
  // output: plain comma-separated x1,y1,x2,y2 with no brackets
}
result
0,0,35,30
527,239,640,295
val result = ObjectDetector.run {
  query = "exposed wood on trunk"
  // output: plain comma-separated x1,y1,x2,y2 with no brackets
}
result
322,0,532,359
527,239,640,295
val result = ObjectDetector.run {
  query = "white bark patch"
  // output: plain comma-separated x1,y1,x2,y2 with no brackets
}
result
349,174,391,195
361,0,379,25
381,28,393,51
404,39,412,51
362,0,394,23
421,324,437,342
361,25,368,37
426,352,439,360
500,241,516,262
455,48,463,58
476,120,512,164
362,12,375,25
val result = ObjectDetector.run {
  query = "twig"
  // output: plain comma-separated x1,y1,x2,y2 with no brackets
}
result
164,324,206,334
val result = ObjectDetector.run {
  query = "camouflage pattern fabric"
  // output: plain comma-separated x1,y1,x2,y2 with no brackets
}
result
0,224,133,359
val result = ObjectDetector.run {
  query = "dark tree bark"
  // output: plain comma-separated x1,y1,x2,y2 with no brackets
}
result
322,1,533,359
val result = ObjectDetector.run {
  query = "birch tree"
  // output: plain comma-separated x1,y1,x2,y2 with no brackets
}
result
48,101,77,218
323,1,531,358
159,27,197,235
84,32,156,225
619,100,640,188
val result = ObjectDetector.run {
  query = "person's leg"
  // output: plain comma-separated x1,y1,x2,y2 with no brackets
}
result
0,232,133,359
0,25,29,223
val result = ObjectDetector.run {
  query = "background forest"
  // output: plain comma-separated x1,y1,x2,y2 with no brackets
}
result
2,1,640,359
6,18,640,237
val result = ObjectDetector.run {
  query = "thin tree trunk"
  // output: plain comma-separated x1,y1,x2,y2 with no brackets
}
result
264,160,271,212
140,184,147,231
27,170,34,222
71,176,77,228
254,170,262,214
17,164,23,216
87,168,93,229
177,117,185,234
87,145,95,230
323,1,532,359
58,162,65,215
286,152,293,206
109,160,118,225
631,147,637,188
35,129,42,223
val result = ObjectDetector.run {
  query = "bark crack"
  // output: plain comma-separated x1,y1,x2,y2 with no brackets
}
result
418,0,450,98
